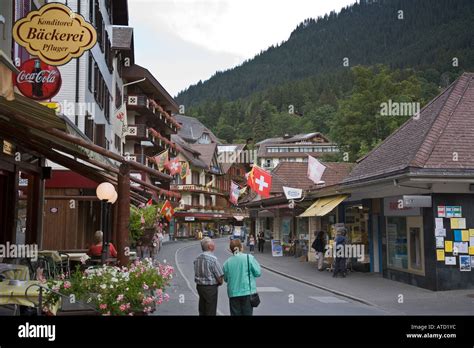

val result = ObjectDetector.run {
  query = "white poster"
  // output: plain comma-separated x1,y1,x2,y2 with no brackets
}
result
435,218,444,229
454,242,468,254
435,228,446,237
445,257,456,265
458,218,466,229
436,237,444,248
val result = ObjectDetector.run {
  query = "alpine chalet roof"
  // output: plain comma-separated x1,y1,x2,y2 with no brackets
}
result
344,72,474,184
175,114,219,144
270,162,354,194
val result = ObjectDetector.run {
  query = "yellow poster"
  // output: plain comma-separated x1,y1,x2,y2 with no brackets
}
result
470,229,474,237
469,247,474,255
461,230,469,242
450,218,459,229
436,250,445,261
445,241,453,252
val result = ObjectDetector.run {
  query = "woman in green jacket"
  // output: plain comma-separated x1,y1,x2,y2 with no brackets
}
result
223,239,262,316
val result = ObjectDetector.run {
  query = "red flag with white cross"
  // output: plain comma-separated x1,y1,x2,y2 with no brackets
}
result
165,157,182,176
247,165,272,198
160,200,175,222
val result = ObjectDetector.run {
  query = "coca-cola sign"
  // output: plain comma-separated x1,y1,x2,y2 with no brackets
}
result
14,59,62,100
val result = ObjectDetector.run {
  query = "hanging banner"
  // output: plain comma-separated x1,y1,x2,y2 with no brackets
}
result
283,186,302,200
13,3,97,66
14,59,62,100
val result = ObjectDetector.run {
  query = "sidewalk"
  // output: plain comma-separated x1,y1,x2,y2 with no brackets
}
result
251,245,474,315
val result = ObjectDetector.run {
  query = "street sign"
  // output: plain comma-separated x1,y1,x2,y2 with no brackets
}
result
283,186,302,200
403,195,432,208
14,59,62,100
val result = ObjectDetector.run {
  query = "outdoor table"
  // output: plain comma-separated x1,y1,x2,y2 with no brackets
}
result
0,263,30,280
62,253,89,263
0,280,59,315
38,250,62,262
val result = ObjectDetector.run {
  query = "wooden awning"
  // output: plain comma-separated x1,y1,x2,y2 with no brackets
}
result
0,94,180,203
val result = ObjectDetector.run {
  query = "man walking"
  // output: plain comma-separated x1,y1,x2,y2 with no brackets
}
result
193,237,224,315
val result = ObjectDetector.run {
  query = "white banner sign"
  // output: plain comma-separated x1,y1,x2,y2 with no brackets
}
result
283,186,302,200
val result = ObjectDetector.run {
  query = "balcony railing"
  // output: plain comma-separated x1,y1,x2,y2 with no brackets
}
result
171,184,224,196
125,153,148,166
126,95,179,133
125,124,148,139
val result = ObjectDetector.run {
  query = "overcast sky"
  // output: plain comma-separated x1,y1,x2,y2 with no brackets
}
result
128,0,356,97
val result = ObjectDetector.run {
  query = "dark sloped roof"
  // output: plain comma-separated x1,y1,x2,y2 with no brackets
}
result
344,72,474,184
171,135,208,169
175,114,219,144
190,143,218,169
270,162,354,193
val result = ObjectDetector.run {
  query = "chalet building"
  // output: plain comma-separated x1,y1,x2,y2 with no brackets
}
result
122,64,180,193
257,132,339,170
299,72,474,290
169,116,250,237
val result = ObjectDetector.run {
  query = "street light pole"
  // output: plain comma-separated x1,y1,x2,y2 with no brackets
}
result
96,182,117,265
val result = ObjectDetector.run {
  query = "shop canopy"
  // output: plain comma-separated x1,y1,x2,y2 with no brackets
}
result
299,195,348,217
0,93,179,204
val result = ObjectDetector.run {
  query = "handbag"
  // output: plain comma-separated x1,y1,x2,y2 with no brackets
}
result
247,254,260,307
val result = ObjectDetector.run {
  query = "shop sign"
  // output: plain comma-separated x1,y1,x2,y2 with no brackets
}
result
283,186,302,200
271,240,283,257
383,196,420,216
403,195,432,208
185,216,195,221
14,59,62,100
3,140,14,155
13,3,97,66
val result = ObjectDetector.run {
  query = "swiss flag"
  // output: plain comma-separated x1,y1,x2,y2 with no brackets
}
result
160,200,175,222
146,198,153,206
165,158,182,176
247,165,272,198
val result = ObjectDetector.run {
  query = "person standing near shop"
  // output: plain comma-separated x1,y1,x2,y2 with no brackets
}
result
257,231,265,253
312,231,327,271
193,237,224,316
223,239,261,316
333,228,347,278
249,234,256,253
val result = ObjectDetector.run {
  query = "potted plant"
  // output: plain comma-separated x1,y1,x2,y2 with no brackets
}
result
129,204,162,247
43,258,174,316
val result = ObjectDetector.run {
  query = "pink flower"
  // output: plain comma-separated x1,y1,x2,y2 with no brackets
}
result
63,281,71,289
99,304,107,310
143,283,149,290
116,294,124,302
164,294,170,301
119,304,127,312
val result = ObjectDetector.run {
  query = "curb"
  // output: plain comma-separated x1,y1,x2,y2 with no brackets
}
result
258,262,379,308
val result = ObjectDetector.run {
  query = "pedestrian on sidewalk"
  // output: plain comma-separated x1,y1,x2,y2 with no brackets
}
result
333,228,347,278
312,231,327,271
249,234,255,253
193,237,224,316
223,239,261,316
257,231,265,253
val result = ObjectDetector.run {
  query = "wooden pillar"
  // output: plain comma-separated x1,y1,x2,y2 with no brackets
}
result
117,163,130,266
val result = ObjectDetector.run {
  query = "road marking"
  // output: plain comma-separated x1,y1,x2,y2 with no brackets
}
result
256,287,283,292
309,296,348,304
174,242,224,316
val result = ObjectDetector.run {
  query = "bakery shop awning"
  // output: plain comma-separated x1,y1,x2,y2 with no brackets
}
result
299,195,348,217
0,93,180,204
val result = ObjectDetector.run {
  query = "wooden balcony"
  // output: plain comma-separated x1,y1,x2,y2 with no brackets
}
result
125,124,148,140
125,153,148,166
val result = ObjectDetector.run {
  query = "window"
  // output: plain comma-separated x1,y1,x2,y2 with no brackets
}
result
95,1,104,51
85,114,94,141
192,171,200,185
205,196,212,207
386,216,424,274
88,53,93,92
115,84,122,109
192,194,200,206
89,0,94,23
114,134,121,153
104,30,113,73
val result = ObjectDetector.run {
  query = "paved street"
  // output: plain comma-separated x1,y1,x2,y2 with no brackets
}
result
154,238,387,315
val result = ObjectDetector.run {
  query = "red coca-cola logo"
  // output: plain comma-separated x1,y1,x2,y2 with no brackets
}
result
14,58,62,101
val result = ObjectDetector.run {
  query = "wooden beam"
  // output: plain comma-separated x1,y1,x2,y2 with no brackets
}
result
117,163,130,266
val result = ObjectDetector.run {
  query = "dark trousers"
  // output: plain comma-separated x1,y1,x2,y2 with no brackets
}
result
258,241,264,252
333,257,347,276
196,285,219,316
229,295,253,316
